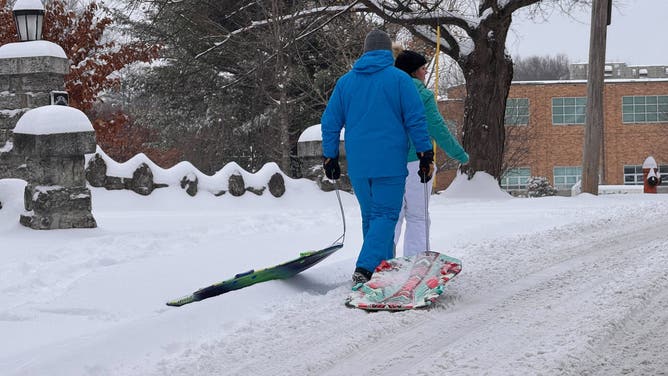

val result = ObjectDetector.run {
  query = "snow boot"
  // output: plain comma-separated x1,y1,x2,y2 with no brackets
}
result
352,267,373,285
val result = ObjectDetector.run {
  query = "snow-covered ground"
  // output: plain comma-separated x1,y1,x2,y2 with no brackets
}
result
1,173,667,376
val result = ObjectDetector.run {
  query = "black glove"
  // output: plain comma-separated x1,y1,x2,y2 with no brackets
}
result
416,150,434,183
323,156,341,180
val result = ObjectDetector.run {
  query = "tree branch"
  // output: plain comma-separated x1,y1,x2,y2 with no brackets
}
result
194,1,364,60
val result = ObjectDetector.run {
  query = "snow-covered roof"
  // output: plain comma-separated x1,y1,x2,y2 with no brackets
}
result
512,78,668,85
0,41,67,59
14,105,94,135
13,0,44,11
298,124,345,142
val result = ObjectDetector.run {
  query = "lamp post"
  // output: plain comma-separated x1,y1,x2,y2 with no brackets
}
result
13,0,45,41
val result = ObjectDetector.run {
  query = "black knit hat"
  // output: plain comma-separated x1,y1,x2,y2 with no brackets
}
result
363,29,392,52
395,50,427,75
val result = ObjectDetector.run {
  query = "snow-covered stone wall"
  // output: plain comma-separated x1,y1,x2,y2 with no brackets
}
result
84,148,287,198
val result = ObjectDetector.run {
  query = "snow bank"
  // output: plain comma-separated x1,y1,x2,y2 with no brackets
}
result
441,171,512,200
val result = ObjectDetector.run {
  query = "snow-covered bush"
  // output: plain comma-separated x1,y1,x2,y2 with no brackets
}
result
527,176,558,197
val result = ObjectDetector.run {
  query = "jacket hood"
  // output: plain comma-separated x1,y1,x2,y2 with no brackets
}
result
352,50,394,74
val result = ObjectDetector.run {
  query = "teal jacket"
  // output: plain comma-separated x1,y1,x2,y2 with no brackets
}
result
407,78,469,164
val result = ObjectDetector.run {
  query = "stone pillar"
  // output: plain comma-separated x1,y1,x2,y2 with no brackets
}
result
0,41,69,146
297,124,351,192
13,105,97,229
0,41,69,180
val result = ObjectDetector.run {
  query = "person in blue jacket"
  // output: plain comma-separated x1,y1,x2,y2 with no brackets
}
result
393,50,469,257
320,29,434,285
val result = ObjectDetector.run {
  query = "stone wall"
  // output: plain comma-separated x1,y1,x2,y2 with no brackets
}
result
84,152,288,198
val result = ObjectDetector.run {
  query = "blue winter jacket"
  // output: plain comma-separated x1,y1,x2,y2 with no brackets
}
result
321,50,432,178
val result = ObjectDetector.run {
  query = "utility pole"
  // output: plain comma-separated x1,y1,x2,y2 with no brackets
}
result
581,0,611,195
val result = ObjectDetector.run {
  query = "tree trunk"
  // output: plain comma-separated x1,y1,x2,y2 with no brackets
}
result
273,46,292,173
268,0,292,174
277,86,292,173
460,25,513,180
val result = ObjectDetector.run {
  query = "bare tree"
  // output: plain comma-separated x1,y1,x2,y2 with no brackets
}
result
355,0,589,180
513,54,570,81
501,119,538,178
122,0,589,179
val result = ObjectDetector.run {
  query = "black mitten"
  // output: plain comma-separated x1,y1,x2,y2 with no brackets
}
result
323,157,341,180
416,150,434,183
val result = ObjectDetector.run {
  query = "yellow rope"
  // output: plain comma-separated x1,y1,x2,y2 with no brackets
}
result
433,25,441,189
434,25,440,99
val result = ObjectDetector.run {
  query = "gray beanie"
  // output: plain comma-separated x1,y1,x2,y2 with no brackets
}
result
363,29,392,52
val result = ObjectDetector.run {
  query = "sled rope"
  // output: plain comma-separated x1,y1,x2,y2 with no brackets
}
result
333,180,346,246
424,180,430,252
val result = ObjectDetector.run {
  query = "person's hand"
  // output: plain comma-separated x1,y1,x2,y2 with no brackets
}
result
416,150,434,183
323,157,341,180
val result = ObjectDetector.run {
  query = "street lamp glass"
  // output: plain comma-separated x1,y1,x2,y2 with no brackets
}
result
13,10,44,41
12,0,45,41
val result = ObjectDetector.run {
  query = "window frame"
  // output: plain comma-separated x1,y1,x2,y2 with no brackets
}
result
621,95,668,124
552,97,587,125
505,98,530,126
623,165,643,185
500,167,531,190
553,166,582,189
623,164,668,185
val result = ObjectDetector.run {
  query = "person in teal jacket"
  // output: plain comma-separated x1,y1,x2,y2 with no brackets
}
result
393,50,469,257
321,30,434,285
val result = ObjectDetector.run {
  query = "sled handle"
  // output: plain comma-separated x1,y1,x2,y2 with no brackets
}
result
332,180,346,246
424,180,430,252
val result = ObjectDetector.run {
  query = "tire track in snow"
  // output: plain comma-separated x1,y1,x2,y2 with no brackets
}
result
318,216,668,375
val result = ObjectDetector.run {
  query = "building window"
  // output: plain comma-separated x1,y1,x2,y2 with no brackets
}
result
623,165,643,185
505,98,529,125
626,164,668,185
622,95,668,123
553,166,582,189
552,97,586,125
501,167,530,190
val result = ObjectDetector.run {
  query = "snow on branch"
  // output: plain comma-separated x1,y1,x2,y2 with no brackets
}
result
359,0,542,59
195,3,366,60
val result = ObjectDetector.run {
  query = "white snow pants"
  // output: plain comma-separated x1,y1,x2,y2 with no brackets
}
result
394,160,434,257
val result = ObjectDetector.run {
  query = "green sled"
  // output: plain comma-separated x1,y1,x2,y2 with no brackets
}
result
167,243,343,307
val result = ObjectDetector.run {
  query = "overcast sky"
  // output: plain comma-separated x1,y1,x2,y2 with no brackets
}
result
508,0,666,66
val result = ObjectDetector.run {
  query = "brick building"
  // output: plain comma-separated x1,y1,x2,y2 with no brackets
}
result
434,78,668,194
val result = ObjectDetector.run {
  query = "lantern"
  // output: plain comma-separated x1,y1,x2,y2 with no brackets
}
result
13,0,45,42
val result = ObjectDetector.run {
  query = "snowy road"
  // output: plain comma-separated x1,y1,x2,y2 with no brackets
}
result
152,200,668,376
3,178,668,376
